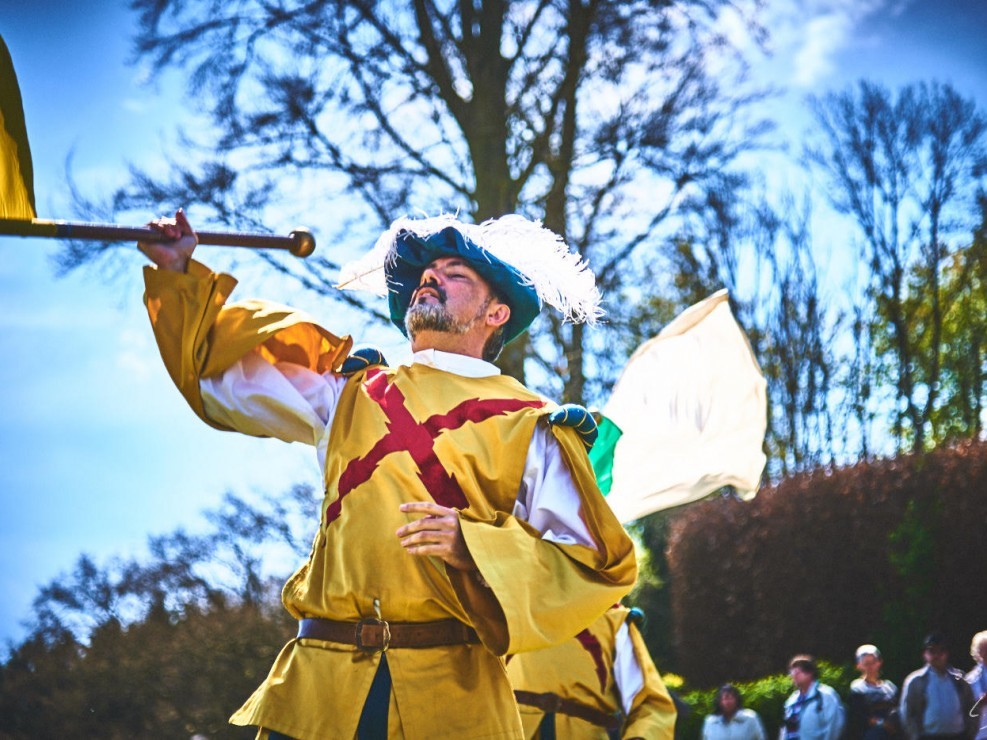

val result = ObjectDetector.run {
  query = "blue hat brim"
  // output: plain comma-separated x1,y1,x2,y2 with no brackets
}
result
386,226,540,344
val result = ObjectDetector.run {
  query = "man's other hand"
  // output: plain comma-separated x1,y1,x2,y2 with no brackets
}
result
396,502,477,572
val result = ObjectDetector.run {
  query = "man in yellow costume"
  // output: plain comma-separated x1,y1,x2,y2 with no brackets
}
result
507,604,676,739
138,210,637,740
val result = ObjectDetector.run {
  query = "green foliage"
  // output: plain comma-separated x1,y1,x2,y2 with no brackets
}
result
923,204,987,443
627,511,676,670
0,601,291,738
875,496,940,680
0,487,316,738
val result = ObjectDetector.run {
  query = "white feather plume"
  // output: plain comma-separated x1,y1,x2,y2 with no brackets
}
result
336,214,603,324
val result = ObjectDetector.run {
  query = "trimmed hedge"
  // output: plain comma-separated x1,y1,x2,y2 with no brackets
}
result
663,439,987,686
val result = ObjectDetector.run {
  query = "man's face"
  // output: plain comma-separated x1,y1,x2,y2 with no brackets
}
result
857,653,882,679
790,666,813,691
719,690,738,716
405,257,498,338
924,645,949,671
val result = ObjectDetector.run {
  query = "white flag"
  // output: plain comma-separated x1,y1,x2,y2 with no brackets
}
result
595,290,767,524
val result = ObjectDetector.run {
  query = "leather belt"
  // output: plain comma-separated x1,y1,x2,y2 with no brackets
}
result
514,690,622,731
297,617,480,652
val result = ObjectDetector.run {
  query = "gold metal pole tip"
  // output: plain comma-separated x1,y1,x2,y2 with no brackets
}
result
289,228,316,258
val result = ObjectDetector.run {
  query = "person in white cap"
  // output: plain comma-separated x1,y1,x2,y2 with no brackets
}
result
847,645,899,740
138,210,636,740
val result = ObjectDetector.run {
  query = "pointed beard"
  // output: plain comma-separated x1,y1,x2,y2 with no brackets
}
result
405,299,491,339
405,302,465,336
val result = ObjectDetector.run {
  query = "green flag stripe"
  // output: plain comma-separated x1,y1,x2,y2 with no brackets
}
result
588,415,623,496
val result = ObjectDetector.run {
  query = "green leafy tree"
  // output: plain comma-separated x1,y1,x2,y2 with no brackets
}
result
807,81,987,453
907,197,987,442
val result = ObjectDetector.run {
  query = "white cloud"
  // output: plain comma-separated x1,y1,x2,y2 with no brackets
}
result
751,0,910,89
792,13,853,87
121,97,150,114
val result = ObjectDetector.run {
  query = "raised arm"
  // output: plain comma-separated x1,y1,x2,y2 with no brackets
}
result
138,211,352,441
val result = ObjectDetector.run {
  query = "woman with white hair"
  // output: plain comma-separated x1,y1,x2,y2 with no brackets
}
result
967,632,987,740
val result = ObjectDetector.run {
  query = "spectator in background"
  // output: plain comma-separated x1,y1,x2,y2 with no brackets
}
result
966,631,987,740
848,644,899,740
900,632,976,740
781,655,846,740
702,684,767,740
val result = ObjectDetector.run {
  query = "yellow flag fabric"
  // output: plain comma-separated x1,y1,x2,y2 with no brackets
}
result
600,290,767,523
0,35,36,219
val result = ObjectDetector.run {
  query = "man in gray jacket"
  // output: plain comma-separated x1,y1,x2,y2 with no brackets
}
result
900,633,976,740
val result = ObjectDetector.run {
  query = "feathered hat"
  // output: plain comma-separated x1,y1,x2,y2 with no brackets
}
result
337,214,602,343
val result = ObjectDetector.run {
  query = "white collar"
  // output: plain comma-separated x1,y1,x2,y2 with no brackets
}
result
409,348,501,378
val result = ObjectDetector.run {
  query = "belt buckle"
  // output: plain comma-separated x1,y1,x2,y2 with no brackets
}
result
355,617,391,653
546,694,564,712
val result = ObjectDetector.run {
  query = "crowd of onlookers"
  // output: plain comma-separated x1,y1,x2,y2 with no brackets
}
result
700,631,987,740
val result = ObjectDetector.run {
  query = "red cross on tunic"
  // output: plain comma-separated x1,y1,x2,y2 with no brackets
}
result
326,368,544,525
576,628,609,691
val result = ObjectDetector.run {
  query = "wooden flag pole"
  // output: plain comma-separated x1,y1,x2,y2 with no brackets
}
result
0,218,316,257
3,38,317,257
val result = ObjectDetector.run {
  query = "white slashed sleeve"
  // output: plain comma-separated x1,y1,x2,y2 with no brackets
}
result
613,622,646,714
513,421,596,548
200,347,348,470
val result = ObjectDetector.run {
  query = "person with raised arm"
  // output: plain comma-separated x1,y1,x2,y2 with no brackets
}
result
138,210,636,740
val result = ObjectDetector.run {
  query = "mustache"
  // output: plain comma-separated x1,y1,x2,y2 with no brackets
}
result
412,278,447,304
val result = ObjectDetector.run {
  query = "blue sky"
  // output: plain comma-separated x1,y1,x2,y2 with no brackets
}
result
1,0,985,648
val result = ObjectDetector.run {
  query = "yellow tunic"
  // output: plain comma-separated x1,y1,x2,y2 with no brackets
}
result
143,262,638,740
506,606,676,740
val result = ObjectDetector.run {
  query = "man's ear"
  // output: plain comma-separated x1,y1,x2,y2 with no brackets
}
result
486,300,510,329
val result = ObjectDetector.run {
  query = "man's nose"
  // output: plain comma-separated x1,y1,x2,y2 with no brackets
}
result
419,265,443,286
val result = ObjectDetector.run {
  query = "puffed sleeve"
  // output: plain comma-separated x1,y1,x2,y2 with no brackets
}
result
143,260,352,431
